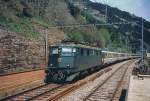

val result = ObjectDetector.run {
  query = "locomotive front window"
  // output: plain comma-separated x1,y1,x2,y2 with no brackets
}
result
51,48,59,54
61,47,73,56
62,48,72,52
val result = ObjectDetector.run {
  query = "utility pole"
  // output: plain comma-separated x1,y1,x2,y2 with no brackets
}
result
97,0,107,23
126,36,128,52
142,18,144,64
105,0,108,23
45,29,48,68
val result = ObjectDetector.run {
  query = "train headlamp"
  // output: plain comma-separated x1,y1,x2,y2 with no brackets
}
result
50,64,53,66
67,64,70,68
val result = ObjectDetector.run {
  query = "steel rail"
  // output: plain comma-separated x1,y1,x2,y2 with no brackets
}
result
2,84,64,101
83,60,134,101
45,61,133,101
110,61,131,101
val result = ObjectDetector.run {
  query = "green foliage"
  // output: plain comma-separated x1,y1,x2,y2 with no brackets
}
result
32,16,50,27
81,11,97,24
99,29,111,46
68,32,84,42
67,27,128,50
67,28,110,48
0,16,39,38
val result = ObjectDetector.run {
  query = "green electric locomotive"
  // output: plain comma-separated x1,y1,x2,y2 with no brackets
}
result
45,42,102,83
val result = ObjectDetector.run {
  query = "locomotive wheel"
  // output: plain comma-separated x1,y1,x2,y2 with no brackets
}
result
53,71,67,82
58,71,67,82
53,73,59,81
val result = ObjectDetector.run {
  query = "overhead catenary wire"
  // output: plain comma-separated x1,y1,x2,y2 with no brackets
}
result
43,21,140,29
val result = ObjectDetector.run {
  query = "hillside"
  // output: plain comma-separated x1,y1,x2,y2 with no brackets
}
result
69,0,150,51
88,1,150,48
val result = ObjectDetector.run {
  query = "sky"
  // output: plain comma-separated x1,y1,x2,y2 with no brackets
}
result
90,0,150,21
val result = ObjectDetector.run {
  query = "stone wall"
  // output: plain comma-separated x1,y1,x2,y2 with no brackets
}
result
0,29,45,74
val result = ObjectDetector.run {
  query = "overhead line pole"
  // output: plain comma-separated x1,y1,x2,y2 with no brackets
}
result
105,0,108,23
142,18,144,64
45,29,48,68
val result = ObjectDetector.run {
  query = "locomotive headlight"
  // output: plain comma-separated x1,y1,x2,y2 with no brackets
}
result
50,64,53,66
67,64,70,68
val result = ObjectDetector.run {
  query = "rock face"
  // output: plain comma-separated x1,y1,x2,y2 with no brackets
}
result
0,29,45,74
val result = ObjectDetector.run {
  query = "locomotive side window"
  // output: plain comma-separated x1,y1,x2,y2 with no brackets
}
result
99,51,101,56
89,50,94,56
92,50,95,55
81,48,84,56
96,51,98,56
87,49,90,56
77,48,79,52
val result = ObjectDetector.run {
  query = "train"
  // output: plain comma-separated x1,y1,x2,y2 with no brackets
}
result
44,41,139,83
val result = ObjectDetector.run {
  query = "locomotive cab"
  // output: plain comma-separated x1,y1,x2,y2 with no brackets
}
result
45,45,77,82
48,46,77,68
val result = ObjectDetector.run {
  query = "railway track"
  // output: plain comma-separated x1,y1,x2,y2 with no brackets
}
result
2,84,65,101
82,60,134,101
0,68,44,77
33,61,134,101
2,60,136,101
2,61,114,101
56,60,136,101
0,69,45,99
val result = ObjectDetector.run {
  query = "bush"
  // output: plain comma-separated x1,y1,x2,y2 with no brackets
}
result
0,16,39,38
81,11,97,24
68,32,84,42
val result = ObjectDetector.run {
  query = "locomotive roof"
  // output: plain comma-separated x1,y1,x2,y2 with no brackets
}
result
101,50,131,55
50,43,101,50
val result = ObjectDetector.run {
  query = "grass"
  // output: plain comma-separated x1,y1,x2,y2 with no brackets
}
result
31,16,51,28
0,16,40,38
